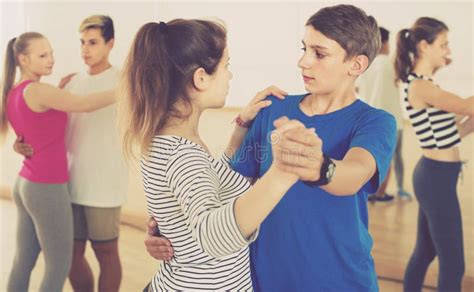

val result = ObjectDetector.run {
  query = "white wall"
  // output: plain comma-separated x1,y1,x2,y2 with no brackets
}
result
1,1,472,103
1,0,473,186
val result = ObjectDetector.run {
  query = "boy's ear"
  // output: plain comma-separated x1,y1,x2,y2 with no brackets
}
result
107,38,115,50
348,55,369,77
192,67,210,91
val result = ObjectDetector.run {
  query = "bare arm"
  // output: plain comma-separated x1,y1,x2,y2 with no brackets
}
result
25,82,116,113
224,124,252,159
224,86,287,158
458,115,474,138
411,80,474,115
320,148,376,195
455,114,466,124
275,128,377,196
274,111,397,197
234,165,297,237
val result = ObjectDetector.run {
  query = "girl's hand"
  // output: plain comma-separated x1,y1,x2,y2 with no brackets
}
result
239,86,287,123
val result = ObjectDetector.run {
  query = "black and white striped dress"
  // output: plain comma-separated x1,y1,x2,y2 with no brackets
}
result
402,73,461,149
141,135,257,291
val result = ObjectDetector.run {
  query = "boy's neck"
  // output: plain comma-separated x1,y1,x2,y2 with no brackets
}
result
87,60,112,75
301,83,357,116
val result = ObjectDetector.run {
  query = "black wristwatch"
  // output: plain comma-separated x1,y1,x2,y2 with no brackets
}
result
304,154,336,187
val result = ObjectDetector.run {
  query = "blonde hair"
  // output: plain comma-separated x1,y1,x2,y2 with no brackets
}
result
79,15,114,42
1,32,44,140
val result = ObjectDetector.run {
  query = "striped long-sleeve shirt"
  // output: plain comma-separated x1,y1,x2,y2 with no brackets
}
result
141,135,257,291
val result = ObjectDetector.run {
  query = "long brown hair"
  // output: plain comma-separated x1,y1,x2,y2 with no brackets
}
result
119,19,226,159
1,32,45,139
395,17,448,83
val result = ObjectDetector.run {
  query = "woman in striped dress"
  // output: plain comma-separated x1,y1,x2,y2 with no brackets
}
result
395,17,474,292
119,20,322,291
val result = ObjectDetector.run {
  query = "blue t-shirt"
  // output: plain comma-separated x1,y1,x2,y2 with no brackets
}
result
230,94,397,292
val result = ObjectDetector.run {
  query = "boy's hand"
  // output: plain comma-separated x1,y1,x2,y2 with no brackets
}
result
13,136,33,158
144,217,174,261
58,73,77,89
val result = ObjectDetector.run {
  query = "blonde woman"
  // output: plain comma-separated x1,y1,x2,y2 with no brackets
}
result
1,32,115,292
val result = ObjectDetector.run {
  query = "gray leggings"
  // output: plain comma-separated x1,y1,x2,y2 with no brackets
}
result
7,177,73,292
404,157,464,292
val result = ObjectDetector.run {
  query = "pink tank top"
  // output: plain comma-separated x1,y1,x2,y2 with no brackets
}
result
6,80,69,183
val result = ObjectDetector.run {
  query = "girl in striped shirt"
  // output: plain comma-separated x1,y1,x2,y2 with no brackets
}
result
395,17,474,292
119,19,322,291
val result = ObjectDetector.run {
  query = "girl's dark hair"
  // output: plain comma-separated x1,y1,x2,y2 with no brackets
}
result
120,19,227,158
1,32,44,139
395,17,448,83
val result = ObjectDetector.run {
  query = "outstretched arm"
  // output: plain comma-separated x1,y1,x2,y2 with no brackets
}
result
25,82,116,113
275,113,397,196
411,80,474,116
273,125,378,195
458,115,474,138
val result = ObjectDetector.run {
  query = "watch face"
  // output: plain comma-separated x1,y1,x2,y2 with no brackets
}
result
327,162,336,181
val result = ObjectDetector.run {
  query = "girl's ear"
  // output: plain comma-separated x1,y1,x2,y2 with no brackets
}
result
192,67,210,91
18,53,29,68
417,39,430,56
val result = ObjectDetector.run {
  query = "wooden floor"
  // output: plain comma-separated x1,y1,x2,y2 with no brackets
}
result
0,125,472,291
0,200,411,292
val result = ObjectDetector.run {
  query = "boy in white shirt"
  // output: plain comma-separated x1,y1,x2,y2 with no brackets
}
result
357,27,412,202
14,15,127,292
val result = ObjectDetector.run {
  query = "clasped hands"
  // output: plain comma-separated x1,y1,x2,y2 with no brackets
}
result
270,116,323,184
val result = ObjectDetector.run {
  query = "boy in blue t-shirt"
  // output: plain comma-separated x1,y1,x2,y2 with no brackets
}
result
232,94,394,291
229,5,396,291
145,4,396,291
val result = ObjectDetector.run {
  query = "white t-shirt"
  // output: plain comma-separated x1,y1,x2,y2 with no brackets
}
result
65,66,128,207
357,54,404,130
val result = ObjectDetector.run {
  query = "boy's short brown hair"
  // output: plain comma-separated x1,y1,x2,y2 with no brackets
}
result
306,4,380,64
79,15,114,43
